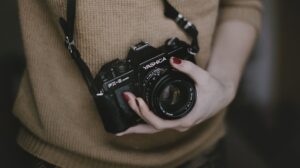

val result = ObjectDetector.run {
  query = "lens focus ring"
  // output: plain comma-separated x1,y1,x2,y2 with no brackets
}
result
143,70,196,119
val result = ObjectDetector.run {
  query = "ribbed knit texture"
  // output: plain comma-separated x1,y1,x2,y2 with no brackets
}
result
14,0,262,167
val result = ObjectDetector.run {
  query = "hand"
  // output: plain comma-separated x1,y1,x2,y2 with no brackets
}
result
117,57,236,136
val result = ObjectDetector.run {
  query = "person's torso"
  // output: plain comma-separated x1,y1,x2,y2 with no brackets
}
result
14,0,225,167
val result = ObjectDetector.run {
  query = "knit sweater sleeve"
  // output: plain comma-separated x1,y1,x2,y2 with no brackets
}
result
218,0,262,32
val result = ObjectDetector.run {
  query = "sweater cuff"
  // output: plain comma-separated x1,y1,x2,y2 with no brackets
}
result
218,7,262,33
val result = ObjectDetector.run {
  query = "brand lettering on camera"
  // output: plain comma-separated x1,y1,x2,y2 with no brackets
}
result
107,76,130,88
143,57,167,70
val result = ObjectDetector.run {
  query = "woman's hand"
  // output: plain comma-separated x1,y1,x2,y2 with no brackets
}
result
116,21,257,136
117,57,236,136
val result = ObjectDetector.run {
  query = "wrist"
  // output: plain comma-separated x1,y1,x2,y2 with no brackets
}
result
209,71,238,105
222,81,237,104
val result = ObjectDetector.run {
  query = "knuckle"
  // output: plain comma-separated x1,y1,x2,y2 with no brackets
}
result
153,125,162,130
180,121,193,128
153,122,168,130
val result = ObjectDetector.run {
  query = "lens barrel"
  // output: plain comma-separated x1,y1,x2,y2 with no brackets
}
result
144,69,196,119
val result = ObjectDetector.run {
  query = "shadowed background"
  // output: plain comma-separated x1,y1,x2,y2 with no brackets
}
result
1,0,300,167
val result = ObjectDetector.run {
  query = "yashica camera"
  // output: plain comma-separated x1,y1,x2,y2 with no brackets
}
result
94,37,197,133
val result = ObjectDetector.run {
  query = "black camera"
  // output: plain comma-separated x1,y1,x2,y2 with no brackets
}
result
94,38,197,133
59,0,200,133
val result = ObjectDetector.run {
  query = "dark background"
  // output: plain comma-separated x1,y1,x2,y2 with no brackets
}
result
1,0,300,167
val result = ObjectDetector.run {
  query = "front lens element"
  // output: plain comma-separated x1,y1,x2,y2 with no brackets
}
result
159,83,188,114
144,69,196,119
151,75,196,119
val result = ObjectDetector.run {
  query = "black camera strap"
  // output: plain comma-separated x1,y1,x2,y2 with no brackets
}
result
59,0,200,95
59,0,97,94
162,0,199,55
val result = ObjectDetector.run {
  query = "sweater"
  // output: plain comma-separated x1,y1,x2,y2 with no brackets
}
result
13,0,262,167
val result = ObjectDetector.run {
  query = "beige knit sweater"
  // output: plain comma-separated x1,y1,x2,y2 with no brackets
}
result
14,0,261,167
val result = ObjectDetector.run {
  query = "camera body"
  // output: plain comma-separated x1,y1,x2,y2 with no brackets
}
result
94,38,197,133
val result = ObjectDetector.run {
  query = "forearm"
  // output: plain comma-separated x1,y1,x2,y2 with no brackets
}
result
207,21,257,97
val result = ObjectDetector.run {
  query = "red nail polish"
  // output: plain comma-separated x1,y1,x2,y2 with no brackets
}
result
173,57,182,64
122,93,130,102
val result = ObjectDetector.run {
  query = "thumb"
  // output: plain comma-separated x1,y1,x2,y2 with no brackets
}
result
170,57,208,84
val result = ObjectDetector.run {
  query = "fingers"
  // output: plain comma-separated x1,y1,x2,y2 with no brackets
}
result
123,92,140,114
136,98,185,130
124,92,175,130
123,92,153,124
170,57,208,84
122,92,195,134
116,124,159,136
117,123,189,136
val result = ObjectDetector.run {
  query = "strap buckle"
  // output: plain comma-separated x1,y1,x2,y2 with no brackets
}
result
65,36,75,53
187,48,197,56
175,14,193,30
96,90,104,97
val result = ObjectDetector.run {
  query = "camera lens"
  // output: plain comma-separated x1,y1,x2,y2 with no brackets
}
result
144,70,196,119
159,82,190,116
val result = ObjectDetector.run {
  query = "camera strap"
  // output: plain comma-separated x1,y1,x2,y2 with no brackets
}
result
59,0,97,94
162,0,199,55
59,0,200,95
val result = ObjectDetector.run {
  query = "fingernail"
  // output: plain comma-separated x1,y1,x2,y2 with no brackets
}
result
173,57,182,64
122,92,130,102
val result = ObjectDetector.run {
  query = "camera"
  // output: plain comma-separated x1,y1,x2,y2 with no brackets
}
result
59,0,200,134
94,37,197,133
